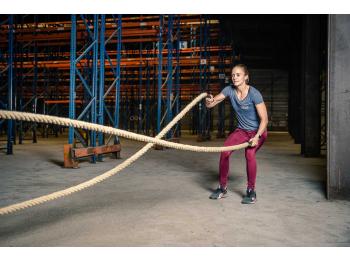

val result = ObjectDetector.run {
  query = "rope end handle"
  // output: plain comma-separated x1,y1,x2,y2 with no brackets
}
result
206,93,213,99
205,93,214,104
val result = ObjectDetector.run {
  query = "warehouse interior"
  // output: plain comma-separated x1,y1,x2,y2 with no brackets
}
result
0,14,350,247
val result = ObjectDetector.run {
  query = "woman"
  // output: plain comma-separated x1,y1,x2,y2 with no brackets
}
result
205,64,268,204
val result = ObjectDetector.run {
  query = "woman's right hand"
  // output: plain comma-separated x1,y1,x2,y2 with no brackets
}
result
205,94,214,108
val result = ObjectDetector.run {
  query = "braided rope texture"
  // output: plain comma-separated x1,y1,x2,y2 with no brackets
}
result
0,93,248,215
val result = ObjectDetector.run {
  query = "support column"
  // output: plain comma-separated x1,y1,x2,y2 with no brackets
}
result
175,16,181,138
32,15,38,144
166,15,173,139
68,14,76,145
288,16,302,143
301,15,321,157
90,14,99,163
98,14,105,148
114,14,122,143
156,15,163,135
7,15,14,155
328,15,350,199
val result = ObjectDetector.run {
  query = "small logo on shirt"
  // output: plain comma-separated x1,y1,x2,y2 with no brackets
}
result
240,104,249,110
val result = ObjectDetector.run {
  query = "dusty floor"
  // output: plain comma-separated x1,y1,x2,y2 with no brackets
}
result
0,131,349,246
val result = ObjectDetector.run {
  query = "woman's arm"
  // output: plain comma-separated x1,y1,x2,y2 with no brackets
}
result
249,102,269,147
205,93,226,108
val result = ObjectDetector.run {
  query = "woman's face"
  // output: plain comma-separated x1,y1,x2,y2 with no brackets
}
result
231,67,248,87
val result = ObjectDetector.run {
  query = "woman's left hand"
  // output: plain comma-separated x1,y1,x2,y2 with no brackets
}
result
249,135,259,147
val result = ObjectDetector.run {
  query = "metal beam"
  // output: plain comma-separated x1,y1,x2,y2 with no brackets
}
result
175,15,181,137
68,14,77,144
156,15,163,135
7,15,14,155
114,15,122,132
98,14,106,148
166,15,173,139
89,14,99,163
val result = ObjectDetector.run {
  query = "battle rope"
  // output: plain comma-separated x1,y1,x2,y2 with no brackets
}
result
0,93,249,215
0,111,248,153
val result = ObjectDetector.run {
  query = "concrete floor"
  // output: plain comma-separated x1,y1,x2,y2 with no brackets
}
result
0,131,349,246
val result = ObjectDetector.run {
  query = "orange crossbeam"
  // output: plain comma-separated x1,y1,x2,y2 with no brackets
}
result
44,100,83,104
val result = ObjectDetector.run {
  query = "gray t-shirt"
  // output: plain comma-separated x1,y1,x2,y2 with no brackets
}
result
221,85,264,131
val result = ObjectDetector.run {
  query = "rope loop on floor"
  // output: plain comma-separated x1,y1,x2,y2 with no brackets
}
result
0,93,249,215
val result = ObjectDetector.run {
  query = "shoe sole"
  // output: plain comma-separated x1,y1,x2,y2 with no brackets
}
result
241,199,257,204
209,194,227,200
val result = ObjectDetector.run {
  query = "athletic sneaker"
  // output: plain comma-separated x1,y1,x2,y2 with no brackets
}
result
241,188,257,204
209,186,227,199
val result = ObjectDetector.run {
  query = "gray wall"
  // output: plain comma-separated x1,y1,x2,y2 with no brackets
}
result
328,15,350,199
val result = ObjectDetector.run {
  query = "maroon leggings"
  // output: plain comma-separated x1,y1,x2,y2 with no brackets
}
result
219,128,267,190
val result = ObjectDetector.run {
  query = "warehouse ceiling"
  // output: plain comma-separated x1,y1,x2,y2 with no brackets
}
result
216,14,303,69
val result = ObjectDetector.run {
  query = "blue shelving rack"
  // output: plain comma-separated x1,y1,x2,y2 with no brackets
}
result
69,14,122,162
0,15,14,154
197,15,211,141
156,15,179,140
69,14,99,162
